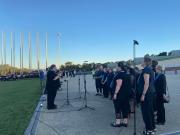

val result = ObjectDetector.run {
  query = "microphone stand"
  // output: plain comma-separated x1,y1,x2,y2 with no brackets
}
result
61,79,73,107
78,72,95,111
78,75,82,99
72,75,83,100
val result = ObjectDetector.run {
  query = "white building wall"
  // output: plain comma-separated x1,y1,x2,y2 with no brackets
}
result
158,58,180,68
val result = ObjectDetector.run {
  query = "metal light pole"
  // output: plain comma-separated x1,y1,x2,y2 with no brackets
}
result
45,32,48,69
20,32,21,69
3,32,6,65
10,32,13,67
133,40,139,135
13,33,15,67
57,33,61,69
0,32,2,65
20,32,24,69
1,32,4,65
36,32,40,70
28,32,32,69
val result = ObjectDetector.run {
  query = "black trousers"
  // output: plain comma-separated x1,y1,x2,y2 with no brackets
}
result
95,79,102,93
103,84,109,98
153,93,157,112
156,96,166,123
47,88,57,108
113,99,129,119
141,93,155,131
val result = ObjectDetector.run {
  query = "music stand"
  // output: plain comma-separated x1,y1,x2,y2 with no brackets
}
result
78,75,82,99
78,72,95,111
61,79,74,108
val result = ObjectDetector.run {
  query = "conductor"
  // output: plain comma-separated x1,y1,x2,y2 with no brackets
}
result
46,64,60,110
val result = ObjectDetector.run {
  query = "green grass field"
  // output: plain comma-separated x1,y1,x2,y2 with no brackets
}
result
0,79,41,135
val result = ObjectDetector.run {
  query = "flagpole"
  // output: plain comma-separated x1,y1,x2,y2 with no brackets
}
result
13,33,15,67
10,32,13,67
20,32,21,69
0,32,1,65
1,32,4,65
57,33,61,68
28,32,32,70
21,32,24,69
45,32,48,69
36,32,40,70
133,43,136,64
4,32,6,65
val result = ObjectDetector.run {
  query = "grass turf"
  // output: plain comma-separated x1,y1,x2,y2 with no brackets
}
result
0,79,41,135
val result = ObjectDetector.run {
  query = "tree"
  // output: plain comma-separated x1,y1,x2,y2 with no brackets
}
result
158,52,167,56
65,62,73,66
0,65,31,76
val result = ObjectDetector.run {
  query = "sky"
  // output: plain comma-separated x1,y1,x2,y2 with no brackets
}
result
0,0,180,68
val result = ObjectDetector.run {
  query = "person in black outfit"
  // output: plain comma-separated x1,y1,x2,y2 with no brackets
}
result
155,65,166,125
46,64,60,110
134,67,141,104
137,56,156,135
107,68,114,99
152,60,158,122
94,66,103,96
101,68,109,98
111,62,131,128
126,66,136,114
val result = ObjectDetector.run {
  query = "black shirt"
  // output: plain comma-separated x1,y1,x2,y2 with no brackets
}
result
137,66,155,96
95,70,103,81
114,71,131,101
107,72,114,87
102,72,108,84
154,73,166,96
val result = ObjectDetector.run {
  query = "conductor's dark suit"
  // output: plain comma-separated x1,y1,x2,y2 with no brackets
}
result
46,70,60,109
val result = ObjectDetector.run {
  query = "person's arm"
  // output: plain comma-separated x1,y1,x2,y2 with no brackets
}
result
141,73,149,101
53,75,60,80
53,72,60,80
94,73,100,79
104,77,108,84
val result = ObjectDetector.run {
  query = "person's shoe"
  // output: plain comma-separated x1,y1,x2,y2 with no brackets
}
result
53,104,57,109
99,93,103,96
143,130,155,135
111,122,122,127
47,106,56,110
122,123,128,127
153,128,157,132
95,93,99,96
156,122,165,125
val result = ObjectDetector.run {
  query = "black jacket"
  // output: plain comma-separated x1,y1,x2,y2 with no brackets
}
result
46,70,60,90
154,74,166,96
